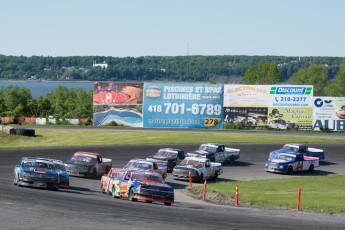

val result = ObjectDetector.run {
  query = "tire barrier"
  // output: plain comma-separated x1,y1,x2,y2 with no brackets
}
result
0,125,35,137
2,126,16,135
15,128,35,137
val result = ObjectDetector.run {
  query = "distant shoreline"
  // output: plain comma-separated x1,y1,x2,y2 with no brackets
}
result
0,80,94,83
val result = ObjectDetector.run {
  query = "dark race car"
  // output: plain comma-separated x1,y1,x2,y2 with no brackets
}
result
146,148,185,172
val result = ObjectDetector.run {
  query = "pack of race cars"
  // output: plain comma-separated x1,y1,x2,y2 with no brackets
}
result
13,143,326,205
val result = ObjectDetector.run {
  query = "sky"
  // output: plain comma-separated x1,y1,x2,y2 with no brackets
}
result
1,0,344,58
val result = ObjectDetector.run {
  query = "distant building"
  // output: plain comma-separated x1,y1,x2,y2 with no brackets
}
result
93,61,108,69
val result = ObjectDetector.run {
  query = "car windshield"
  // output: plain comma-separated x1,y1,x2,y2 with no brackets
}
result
125,160,137,168
179,159,204,168
197,145,216,153
277,154,295,161
54,164,66,171
112,171,126,179
132,173,164,183
155,150,177,158
135,162,152,170
283,145,298,152
72,155,97,163
22,161,54,169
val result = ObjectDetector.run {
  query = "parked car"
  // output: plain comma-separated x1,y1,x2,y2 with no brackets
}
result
13,157,60,190
102,169,174,206
123,158,167,179
269,143,325,160
172,157,222,181
65,152,112,178
265,152,319,174
50,159,69,189
146,148,185,172
268,119,299,130
186,143,240,164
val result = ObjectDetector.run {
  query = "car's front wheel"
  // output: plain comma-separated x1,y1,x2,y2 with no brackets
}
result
112,186,119,198
129,187,137,201
308,164,315,173
287,166,294,175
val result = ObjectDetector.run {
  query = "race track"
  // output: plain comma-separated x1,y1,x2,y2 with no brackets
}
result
1,143,345,229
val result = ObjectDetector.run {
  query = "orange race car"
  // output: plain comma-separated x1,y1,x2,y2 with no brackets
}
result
100,168,174,206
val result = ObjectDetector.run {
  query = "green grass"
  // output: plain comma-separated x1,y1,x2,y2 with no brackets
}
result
0,128,344,148
1,128,345,214
191,175,345,213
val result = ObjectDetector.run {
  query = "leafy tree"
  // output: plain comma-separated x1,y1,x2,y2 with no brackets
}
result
242,66,256,84
290,64,328,96
243,62,281,84
0,85,33,116
325,59,345,96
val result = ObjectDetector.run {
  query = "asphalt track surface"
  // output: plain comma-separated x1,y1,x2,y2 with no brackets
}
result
1,142,345,229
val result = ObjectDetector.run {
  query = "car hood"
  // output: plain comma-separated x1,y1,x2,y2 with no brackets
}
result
22,167,56,175
140,180,172,189
268,158,293,164
150,155,176,161
174,165,198,170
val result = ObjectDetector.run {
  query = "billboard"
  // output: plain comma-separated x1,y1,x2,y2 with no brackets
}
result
313,97,345,131
93,82,144,127
223,85,314,130
93,82,143,105
143,83,224,128
267,85,314,131
223,85,269,107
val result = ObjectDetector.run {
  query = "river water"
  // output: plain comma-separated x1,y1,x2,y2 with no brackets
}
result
0,81,93,98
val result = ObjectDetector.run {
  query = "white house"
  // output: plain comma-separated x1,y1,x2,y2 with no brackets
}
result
93,61,108,69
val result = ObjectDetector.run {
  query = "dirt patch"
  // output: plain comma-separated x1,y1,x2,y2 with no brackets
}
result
187,188,239,206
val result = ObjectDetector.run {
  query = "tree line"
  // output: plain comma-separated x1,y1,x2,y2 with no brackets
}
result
242,59,345,96
0,85,93,120
0,54,343,83
1,59,344,121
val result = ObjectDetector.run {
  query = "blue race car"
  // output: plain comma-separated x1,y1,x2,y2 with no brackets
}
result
268,143,325,160
50,159,70,189
13,157,60,190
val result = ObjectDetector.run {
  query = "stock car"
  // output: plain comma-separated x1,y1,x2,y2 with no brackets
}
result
124,158,167,179
268,143,325,160
50,159,69,189
146,148,185,172
101,169,174,206
65,152,112,178
13,157,60,190
100,168,129,195
265,152,319,174
186,143,240,164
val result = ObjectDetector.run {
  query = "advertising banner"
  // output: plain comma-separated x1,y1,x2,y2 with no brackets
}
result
93,82,143,105
266,85,314,131
267,107,313,131
224,107,268,126
93,105,143,127
143,83,223,128
312,97,345,131
93,82,144,127
267,85,313,108
223,85,269,107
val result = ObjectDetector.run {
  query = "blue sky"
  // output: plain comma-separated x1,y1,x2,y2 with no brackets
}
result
1,0,344,57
